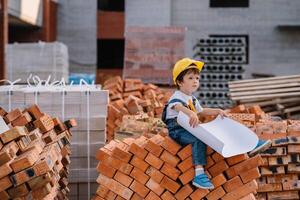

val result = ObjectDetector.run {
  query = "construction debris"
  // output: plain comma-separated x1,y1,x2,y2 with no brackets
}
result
104,76,172,141
0,105,76,199
229,74,300,119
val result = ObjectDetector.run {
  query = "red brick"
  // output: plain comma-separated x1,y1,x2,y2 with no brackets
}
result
240,167,261,184
112,146,132,163
0,126,27,144
33,114,54,133
160,176,180,194
267,174,298,184
27,104,43,120
212,152,224,163
130,156,149,172
145,140,163,157
11,112,32,127
178,156,193,173
115,195,126,200
175,184,193,200
240,193,256,200
128,142,148,160
211,173,227,188
96,174,133,199
225,155,264,178
0,176,12,192
260,166,285,176
145,153,163,170
222,180,258,200
205,186,226,200
208,160,229,177
114,171,133,187
130,180,150,198
130,167,149,185
258,183,282,192
145,166,164,183
106,190,117,200
160,163,181,181
206,147,214,155
226,154,249,166
96,162,117,178
190,189,209,200
160,150,180,167
205,156,215,169
161,137,181,155
145,178,164,196
223,176,243,193
144,191,160,200
282,180,300,191
161,190,176,200
267,191,299,200
96,185,109,197
178,167,194,185
177,144,192,161
5,108,22,122
131,193,143,200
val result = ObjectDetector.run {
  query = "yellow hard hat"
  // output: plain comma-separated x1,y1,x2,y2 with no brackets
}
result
173,58,204,84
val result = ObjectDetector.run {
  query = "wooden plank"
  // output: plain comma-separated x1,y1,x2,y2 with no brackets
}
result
229,78,300,88
229,74,300,84
231,92,300,101
244,97,300,107
230,87,300,97
230,82,300,92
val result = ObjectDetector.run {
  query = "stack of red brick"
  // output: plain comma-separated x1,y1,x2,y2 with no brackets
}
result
93,133,263,200
228,105,300,200
104,76,172,141
0,105,76,199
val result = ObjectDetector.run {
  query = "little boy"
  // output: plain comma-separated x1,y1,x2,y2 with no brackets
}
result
163,58,271,189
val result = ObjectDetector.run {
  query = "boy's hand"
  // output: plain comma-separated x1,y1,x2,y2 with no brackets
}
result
189,112,199,128
216,109,228,119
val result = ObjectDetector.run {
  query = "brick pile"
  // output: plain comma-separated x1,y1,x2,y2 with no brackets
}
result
227,105,300,200
104,76,172,141
0,105,76,199
93,134,263,200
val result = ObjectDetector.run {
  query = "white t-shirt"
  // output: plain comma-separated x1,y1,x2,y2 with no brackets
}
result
166,90,203,119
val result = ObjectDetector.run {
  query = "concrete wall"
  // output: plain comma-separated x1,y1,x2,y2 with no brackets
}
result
57,0,97,73
125,0,300,78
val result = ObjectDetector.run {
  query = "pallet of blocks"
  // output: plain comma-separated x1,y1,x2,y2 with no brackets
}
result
227,105,300,200
0,105,76,199
0,84,109,199
6,42,69,83
92,133,263,200
228,74,300,119
104,76,172,141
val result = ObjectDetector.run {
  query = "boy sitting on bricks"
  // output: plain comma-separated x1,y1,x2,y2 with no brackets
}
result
162,57,271,189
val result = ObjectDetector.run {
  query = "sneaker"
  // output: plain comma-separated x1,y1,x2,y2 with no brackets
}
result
192,173,215,189
249,139,272,156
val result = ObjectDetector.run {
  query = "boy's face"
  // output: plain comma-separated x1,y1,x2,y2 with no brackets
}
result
178,71,200,95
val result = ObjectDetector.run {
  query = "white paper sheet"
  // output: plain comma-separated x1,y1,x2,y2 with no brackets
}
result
0,117,9,135
177,112,258,157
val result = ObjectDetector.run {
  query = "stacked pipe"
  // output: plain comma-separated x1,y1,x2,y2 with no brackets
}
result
228,105,300,199
0,105,76,199
93,134,262,200
193,36,248,108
